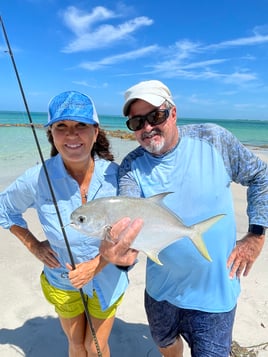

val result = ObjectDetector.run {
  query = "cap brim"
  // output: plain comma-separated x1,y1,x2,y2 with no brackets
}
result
123,94,166,116
44,116,98,127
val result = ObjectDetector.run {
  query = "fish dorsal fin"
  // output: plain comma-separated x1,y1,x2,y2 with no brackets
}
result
148,192,184,224
147,192,173,204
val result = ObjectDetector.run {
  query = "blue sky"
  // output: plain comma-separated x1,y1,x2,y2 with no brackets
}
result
1,0,268,120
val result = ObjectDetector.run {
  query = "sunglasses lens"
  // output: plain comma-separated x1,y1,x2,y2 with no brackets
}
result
126,109,170,131
126,117,144,131
147,110,169,126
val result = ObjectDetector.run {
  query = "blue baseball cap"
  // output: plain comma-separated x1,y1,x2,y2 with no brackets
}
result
45,91,99,127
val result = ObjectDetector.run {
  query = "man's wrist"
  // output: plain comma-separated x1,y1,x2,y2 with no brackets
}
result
116,265,132,271
116,259,138,272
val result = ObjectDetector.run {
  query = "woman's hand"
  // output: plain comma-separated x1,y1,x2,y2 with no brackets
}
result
31,240,60,268
66,255,108,289
10,225,60,268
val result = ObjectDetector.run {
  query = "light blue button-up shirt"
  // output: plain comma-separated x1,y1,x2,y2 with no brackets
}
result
0,154,129,310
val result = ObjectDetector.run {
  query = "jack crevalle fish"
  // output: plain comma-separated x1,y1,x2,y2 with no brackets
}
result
70,193,224,265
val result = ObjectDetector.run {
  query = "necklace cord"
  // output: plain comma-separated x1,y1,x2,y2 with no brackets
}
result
0,16,102,357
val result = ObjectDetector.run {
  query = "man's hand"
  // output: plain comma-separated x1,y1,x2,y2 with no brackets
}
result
227,232,265,279
99,217,143,266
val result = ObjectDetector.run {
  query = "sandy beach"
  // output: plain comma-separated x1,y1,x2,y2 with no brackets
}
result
0,138,267,356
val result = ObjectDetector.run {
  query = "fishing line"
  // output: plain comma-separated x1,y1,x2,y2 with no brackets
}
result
0,16,102,357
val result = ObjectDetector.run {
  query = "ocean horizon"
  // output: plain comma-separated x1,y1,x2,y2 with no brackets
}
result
1,110,268,148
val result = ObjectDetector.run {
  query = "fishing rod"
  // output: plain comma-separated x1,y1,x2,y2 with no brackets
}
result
0,16,102,357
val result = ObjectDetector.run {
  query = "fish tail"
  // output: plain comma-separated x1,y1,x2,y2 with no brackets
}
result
191,214,225,262
190,232,212,262
195,214,225,235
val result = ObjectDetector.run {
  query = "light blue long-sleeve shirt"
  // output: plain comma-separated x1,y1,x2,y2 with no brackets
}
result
0,154,129,310
119,124,268,313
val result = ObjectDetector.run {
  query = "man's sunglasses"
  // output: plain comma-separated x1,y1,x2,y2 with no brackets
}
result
126,108,170,131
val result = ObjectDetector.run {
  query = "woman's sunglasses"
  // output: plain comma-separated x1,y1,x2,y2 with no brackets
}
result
126,108,170,131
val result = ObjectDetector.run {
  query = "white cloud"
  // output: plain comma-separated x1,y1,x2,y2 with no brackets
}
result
72,80,108,88
253,25,268,36
62,6,118,36
173,40,202,59
59,7,267,90
222,71,257,84
61,6,153,53
182,59,228,69
205,33,268,50
188,94,213,106
79,45,159,70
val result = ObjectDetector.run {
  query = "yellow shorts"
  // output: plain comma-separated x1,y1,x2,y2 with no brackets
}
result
40,272,124,319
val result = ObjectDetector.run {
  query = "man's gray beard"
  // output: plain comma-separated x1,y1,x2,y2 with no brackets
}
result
144,138,165,155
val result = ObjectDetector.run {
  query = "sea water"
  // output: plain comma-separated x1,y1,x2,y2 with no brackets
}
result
0,110,267,189
1,110,268,147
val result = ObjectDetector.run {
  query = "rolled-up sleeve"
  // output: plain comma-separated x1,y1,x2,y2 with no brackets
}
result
0,167,38,229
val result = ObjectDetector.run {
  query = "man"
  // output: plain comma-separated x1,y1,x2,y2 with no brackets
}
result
101,80,268,356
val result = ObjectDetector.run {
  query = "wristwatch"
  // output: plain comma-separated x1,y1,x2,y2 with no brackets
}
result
248,224,266,235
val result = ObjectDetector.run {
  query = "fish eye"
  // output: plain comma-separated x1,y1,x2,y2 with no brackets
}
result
78,215,87,224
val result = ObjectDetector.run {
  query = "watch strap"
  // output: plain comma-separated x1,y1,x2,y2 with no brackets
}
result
248,224,266,235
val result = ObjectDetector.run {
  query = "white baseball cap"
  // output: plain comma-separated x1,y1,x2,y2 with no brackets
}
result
123,80,175,116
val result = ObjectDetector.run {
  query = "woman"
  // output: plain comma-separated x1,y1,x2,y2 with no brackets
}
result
0,91,128,357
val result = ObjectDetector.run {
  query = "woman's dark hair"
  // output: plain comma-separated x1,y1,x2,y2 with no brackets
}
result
46,126,114,161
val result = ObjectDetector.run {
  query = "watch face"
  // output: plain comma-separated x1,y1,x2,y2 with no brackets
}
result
249,224,266,235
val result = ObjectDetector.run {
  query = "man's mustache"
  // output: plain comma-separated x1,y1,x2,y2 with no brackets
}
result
141,128,162,140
